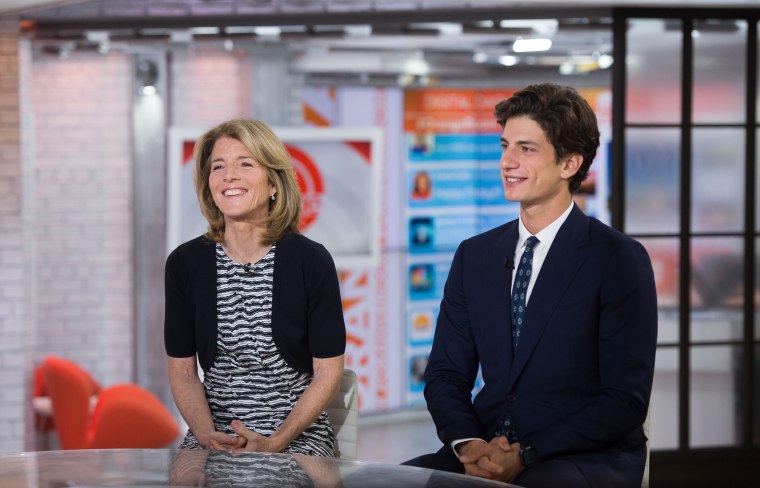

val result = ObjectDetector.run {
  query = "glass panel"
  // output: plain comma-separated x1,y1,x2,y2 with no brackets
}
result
693,20,747,124
691,237,744,341
690,345,742,447
624,128,680,234
691,128,745,233
651,347,678,449
638,238,679,343
626,19,682,124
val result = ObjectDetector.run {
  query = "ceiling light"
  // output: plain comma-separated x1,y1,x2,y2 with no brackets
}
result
404,57,430,76
558,55,610,75
190,27,219,35
136,59,159,96
86,31,110,55
253,26,281,36
513,38,552,53
473,51,488,63
169,30,193,43
498,55,518,67
398,73,415,86
500,19,558,35
437,23,463,36
85,30,108,43
408,22,463,36
344,25,371,36
225,26,258,34
597,54,613,69
559,61,575,75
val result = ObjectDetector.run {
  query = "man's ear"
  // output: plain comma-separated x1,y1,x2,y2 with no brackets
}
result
560,154,583,180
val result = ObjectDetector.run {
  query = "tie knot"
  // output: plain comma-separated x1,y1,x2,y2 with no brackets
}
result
525,236,539,251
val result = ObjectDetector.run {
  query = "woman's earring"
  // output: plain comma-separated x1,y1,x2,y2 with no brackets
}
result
270,193,276,201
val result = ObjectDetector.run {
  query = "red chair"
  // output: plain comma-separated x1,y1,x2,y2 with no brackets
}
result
41,356,180,450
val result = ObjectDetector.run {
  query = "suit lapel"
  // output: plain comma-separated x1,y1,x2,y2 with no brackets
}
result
506,206,591,391
491,223,519,370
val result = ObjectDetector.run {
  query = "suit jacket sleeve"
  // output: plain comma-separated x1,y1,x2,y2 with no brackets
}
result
423,240,486,443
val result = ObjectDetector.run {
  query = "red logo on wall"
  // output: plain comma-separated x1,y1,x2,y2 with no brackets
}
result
285,144,324,232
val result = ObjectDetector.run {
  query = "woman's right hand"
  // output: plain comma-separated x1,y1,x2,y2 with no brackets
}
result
168,357,244,452
197,430,246,451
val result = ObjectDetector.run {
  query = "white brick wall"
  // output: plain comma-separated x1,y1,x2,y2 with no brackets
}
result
30,50,134,386
169,45,301,127
171,51,248,127
0,39,293,452
0,18,28,454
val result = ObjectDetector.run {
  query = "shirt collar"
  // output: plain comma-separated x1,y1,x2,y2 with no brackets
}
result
517,201,575,252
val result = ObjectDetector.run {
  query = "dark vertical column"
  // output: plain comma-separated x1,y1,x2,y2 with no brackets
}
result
743,19,757,448
611,10,627,233
679,16,693,451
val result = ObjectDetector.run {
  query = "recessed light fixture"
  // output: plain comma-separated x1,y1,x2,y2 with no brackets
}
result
344,25,371,36
500,19,558,35
404,57,430,76
136,59,159,96
498,55,518,66
473,51,488,63
253,26,281,36
513,38,552,53
597,54,614,69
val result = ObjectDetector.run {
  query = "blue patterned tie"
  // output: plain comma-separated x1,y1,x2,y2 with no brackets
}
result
512,236,539,349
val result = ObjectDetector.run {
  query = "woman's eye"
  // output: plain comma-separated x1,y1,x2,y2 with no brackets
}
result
211,164,223,171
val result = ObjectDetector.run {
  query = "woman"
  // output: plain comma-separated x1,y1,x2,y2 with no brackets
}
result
410,170,432,200
164,118,346,456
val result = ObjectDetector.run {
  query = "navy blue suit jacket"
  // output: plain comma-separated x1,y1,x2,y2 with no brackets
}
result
424,205,658,487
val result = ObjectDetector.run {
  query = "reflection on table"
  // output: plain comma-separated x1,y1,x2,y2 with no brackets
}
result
0,448,518,487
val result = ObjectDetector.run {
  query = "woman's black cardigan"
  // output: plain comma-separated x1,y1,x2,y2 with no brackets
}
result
164,232,346,374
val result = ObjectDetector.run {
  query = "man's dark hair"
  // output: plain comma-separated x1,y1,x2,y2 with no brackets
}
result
494,83,600,193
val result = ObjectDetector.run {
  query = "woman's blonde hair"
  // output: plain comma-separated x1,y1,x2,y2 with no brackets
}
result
193,118,301,245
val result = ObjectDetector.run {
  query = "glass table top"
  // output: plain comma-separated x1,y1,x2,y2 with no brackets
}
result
0,449,517,487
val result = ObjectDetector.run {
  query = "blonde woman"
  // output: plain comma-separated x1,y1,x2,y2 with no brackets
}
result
164,119,346,456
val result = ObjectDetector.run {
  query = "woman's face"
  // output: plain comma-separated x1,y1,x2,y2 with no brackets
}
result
415,173,430,193
208,136,274,224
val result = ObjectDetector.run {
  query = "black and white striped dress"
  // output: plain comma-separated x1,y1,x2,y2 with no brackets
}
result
179,244,335,456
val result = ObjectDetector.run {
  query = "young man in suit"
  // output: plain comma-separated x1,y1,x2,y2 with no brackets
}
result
403,84,657,488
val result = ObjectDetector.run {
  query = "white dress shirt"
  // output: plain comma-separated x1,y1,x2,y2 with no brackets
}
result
512,201,575,305
451,201,576,456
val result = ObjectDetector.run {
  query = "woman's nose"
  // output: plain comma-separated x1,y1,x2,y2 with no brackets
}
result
223,167,239,181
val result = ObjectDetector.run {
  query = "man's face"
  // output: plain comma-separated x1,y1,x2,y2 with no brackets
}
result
499,115,574,212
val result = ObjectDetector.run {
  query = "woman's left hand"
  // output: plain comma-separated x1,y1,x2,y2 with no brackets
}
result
230,419,283,453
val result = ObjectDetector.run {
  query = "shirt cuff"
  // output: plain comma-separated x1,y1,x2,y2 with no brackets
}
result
450,438,487,459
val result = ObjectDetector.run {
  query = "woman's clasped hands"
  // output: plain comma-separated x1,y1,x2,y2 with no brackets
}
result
198,420,283,453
